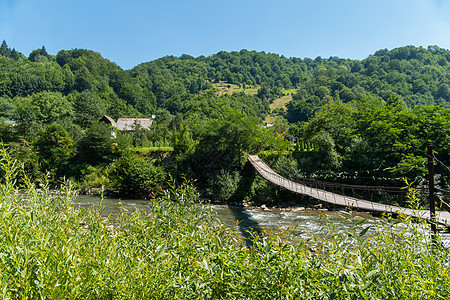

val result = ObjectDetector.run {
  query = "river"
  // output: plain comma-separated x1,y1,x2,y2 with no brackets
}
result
73,195,406,239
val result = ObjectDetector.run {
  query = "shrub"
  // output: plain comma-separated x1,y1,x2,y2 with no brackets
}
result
0,146,449,299
206,169,241,202
108,153,166,197
75,165,110,191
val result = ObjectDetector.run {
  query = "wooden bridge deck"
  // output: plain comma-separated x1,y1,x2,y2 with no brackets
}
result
248,155,450,226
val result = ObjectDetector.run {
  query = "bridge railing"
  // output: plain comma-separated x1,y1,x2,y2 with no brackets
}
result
250,151,450,242
249,155,397,211
259,162,409,206
250,154,450,215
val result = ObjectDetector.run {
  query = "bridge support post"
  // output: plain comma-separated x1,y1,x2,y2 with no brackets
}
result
428,144,437,245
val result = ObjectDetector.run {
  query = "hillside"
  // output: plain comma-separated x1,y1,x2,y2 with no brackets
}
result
2,41,450,126
0,40,448,201
130,46,450,122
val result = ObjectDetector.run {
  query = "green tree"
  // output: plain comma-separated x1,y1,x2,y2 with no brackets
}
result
28,46,51,62
206,169,241,202
73,90,106,125
309,131,341,170
172,124,196,155
189,109,288,189
200,110,262,166
108,154,166,197
0,40,10,57
34,123,76,177
77,122,115,165
130,121,149,147
17,91,73,125
7,141,41,180
0,97,15,119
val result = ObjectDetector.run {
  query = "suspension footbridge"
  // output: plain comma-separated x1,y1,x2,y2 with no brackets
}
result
248,155,450,226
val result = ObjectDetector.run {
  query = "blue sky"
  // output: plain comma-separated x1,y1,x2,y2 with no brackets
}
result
1,0,450,69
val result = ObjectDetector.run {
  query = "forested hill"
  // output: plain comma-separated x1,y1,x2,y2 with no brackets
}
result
1,41,450,125
1,41,449,197
131,46,450,121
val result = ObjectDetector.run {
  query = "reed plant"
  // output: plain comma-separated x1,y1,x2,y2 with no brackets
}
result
0,146,449,299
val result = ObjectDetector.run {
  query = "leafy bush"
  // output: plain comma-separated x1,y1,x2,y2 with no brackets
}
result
206,169,241,202
77,122,115,165
0,147,449,299
75,165,110,191
108,153,166,197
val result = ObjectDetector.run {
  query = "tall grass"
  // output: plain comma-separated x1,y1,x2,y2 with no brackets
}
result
0,146,449,299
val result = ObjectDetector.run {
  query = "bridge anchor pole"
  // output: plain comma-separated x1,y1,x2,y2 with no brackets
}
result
427,144,437,246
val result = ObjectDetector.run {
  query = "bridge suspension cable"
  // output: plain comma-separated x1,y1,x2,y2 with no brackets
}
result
248,155,450,226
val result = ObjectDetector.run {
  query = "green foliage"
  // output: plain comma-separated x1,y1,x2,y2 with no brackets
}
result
308,131,342,170
3,43,450,129
1,41,450,198
0,57,67,97
73,90,106,125
206,169,242,202
0,40,24,60
76,165,110,191
173,109,291,199
272,154,301,178
76,122,115,165
108,154,166,197
164,90,270,120
172,123,196,155
191,109,287,177
0,150,449,298
126,121,151,147
5,141,41,181
15,91,73,137
112,131,133,156
28,46,52,62
0,97,15,119
295,98,450,186
0,122,18,144
0,46,154,125
34,123,76,178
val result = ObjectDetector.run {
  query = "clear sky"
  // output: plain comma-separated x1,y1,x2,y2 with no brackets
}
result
1,0,450,69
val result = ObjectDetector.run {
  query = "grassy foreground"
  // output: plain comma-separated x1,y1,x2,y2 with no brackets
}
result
0,148,449,299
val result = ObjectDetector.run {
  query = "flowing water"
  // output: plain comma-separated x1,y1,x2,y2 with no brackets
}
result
73,195,395,238
73,196,450,247
74,195,450,246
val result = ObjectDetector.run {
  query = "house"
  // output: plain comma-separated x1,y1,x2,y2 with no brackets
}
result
99,115,153,136
4,120,16,126
116,118,153,132
99,115,117,128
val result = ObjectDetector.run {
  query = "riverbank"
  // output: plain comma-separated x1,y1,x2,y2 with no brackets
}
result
3,175,449,299
79,188,345,215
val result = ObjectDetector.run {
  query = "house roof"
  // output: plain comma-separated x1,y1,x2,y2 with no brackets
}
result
116,118,153,131
2,120,16,126
99,115,117,127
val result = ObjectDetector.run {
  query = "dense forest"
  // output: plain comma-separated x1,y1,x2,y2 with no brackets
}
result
0,40,449,204
2,41,450,299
